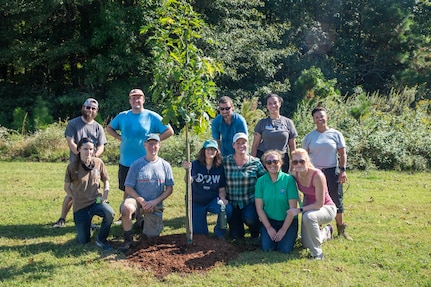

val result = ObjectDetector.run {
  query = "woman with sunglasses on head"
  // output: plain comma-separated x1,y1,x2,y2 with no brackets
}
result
64,137,114,251
290,148,336,260
251,93,297,172
255,150,299,253
302,106,352,240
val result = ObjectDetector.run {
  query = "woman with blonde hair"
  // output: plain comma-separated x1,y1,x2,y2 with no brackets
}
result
290,148,336,260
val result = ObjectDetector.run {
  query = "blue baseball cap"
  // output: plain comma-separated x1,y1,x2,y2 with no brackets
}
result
203,139,218,150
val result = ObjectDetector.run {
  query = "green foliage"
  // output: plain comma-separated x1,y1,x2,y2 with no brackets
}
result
239,97,266,136
142,0,223,134
293,66,340,101
0,121,69,162
11,107,28,134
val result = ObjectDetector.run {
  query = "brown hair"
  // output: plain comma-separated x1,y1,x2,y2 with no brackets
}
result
197,147,222,168
71,138,95,181
219,96,233,106
261,149,283,165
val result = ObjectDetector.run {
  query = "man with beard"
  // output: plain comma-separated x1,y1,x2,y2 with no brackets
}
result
212,96,248,156
53,98,108,228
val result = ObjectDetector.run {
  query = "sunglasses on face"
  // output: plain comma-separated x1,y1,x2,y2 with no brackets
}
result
292,159,306,165
265,159,280,165
85,106,97,111
219,106,232,111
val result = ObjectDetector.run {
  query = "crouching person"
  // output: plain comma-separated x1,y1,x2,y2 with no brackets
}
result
64,137,114,251
119,134,174,252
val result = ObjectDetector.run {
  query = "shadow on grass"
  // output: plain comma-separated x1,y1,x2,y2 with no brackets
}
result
0,232,118,282
0,223,77,239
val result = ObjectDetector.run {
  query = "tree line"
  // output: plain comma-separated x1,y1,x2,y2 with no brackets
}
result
1,0,430,133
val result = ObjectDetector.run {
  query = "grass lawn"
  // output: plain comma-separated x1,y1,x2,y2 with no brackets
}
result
0,161,430,286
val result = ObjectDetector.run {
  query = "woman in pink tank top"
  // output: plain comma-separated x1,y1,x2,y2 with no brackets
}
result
288,148,336,260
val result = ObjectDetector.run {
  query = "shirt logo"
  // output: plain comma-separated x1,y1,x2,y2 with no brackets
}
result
195,173,221,185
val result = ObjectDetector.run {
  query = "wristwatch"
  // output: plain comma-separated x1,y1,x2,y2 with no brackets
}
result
299,207,303,213
339,167,347,171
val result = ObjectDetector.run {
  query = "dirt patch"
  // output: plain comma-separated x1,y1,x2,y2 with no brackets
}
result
125,234,255,278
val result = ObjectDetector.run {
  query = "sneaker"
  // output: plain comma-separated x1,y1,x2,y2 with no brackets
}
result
118,240,133,253
91,223,99,229
96,240,113,251
113,217,122,226
52,218,65,228
310,253,324,260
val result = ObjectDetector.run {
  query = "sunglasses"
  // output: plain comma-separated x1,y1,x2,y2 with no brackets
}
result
292,159,306,165
85,106,97,111
265,159,280,165
219,106,232,111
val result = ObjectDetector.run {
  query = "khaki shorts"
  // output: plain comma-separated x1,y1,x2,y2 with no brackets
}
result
120,197,164,237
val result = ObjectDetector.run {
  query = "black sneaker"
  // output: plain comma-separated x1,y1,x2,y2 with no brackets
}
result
52,218,65,228
118,240,133,253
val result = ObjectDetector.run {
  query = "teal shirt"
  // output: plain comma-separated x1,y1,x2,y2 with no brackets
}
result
255,172,298,221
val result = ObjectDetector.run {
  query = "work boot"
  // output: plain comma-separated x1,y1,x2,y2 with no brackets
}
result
118,230,134,253
337,223,353,240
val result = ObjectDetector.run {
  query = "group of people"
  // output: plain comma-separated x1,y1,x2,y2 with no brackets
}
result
53,90,352,259
54,89,174,252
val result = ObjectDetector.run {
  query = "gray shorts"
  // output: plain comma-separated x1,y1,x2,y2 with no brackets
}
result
120,197,164,237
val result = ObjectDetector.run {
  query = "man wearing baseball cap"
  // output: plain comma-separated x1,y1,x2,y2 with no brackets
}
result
107,88,174,206
53,98,107,228
118,133,174,252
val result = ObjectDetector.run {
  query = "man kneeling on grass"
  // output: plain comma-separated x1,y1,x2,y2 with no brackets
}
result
118,134,174,252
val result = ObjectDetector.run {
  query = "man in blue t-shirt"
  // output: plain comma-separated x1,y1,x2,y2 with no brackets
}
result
211,96,248,156
107,88,174,201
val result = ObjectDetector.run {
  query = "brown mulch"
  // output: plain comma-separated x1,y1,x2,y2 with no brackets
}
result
124,234,255,278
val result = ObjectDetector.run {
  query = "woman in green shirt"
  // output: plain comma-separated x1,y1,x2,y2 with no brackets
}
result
255,150,299,253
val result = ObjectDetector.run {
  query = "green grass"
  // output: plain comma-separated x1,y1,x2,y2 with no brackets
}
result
1,162,430,286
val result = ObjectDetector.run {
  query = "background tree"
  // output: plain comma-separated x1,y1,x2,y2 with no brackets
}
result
141,0,223,243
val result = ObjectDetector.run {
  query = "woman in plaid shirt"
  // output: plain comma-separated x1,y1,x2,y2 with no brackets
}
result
224,133,267,239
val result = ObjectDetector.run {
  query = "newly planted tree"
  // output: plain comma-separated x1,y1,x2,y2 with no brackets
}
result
141,0,223,243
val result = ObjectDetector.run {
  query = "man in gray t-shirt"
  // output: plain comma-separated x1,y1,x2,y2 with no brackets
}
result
118,133,174,252
53,98,107,228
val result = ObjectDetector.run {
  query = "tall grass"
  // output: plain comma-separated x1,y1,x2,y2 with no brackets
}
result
1,161,430,286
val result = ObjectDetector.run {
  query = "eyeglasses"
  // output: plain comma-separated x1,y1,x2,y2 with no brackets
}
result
265,159,280,165
219,106,232,111
292,159,306,165
85,106,97,111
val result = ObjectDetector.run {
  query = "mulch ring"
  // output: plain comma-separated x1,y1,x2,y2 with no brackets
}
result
125,233,257,278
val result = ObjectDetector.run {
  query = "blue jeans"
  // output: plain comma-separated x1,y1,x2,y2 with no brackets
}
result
192,198,233,238
74,202,114,244
229,202,260,239
260,217,298,253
